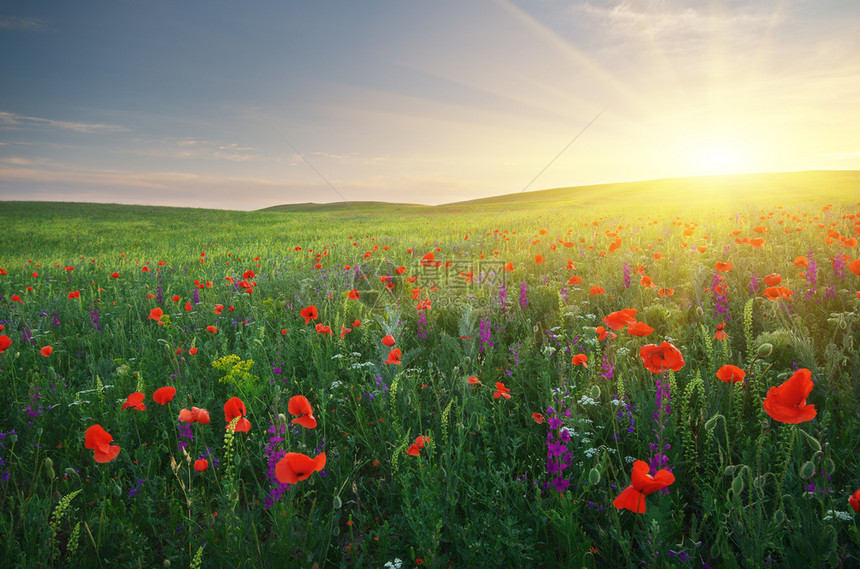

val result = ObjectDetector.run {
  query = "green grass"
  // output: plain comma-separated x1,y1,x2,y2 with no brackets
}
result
1,170,859,568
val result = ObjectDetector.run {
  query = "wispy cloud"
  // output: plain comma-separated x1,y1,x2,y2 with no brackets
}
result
0,111,129,134
0,15,46,32
120,137,261,162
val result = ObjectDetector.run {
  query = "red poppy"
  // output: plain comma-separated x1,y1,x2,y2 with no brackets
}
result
204,326,217,335
184,302,192,312
40,346,53,357
340,326,352,338
148,308,163,321
194,459,208,472
567,276,582,285
243,270,255,279
414,435,430,448
849,259,860,277
347,289,360,300
300,305,318,324
421,252,435,266
274,452,326,484
715,262,732,272
749,238,765,248
188,347,198,355
406,443,422,456
589,286,604,295
532,413,545,424
504,262,514,272
534,254,545,264
0,335,11,354
763,368,816,423
224,397,251,432
764,273,782,286
153,386,176,405
493,382,511,399
467,376,481,385
716,365,746,384
288,395,317,429
381,334,396,347
595,326,616,341
613,460,675,513
68,291,81,299
658,287,674,297
178,406,210,424
850,489,860,513
110,272,120,278
84,424,121,463
315,323,332,335
141,266,150,272
627,321,654,337
639,342,685,373
353,319,362,327
603,309,638,331
10,295,22,303
214,304,223,314
122,392,146,411
385,348,401,365
571,354,588,368
714,322,728,341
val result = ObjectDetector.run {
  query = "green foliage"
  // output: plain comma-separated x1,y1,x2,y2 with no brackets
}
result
0,194,858,568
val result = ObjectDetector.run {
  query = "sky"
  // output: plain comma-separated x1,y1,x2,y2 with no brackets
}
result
1,0,859,211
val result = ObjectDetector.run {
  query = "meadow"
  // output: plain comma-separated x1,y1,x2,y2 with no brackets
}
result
1,171,860,568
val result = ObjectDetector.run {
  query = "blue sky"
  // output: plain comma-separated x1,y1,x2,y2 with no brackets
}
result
2,0,859,210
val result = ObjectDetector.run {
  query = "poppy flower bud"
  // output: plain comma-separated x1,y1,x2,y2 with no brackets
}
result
799,461,816,479
723,465,735,476
277,413,287,426
799,429,821,452
43,458,55,481
163,561,171,568
773,509,785,525
112,483,122,497
757,343,773,357
824,458,836,477
753,476,766,490
588,468,601,485
731,475,744,495
333,495,342,509
590,385,601,399
695,306,703,318
464,357,471,366
704,414,722,432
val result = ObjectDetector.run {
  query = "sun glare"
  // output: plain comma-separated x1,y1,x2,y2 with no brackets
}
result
678,135,756,176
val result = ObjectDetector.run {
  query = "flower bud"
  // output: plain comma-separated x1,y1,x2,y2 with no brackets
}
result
590,385,601,399
799,460,816,479
732,475,744,495
756,343,773,357
588,468,601,485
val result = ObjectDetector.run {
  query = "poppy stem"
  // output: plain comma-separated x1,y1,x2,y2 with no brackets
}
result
775,425,797,509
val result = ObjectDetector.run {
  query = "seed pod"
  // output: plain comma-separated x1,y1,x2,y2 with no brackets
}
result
588,468,601,485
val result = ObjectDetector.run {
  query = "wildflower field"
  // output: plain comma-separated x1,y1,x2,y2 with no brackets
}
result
1,172,860,568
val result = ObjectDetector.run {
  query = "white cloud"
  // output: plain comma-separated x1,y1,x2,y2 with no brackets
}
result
0,16,46,32
0,111,129,134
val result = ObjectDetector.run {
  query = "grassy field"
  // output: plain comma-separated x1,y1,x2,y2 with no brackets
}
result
1,170,860,568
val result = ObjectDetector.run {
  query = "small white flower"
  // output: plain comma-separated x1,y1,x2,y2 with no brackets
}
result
823,510,853,522
331,354,344,360
578,395,597,406
584,447,597,457
625,456,637,463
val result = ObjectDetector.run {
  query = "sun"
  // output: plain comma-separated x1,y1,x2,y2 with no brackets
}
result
681,134,755,176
